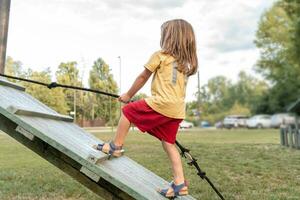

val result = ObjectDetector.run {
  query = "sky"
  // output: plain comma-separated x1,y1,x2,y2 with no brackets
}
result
6,0,276,101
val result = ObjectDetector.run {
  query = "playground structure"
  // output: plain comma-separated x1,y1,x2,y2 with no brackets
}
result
280,99,300,149
0,77,196,200
0,1,227,199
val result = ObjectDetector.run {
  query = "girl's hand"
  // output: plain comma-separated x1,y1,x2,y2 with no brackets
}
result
118,93,131,103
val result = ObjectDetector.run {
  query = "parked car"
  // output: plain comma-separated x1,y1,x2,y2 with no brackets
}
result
179,120,194,129
246,114,271,129
215,121,224,129
201,121,211,128
223,115,249,129
270,113,296,128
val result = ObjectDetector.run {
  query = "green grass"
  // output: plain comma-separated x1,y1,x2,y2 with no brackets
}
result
0,129,300,200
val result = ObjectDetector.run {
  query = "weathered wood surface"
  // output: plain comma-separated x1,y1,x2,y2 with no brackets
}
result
0,81,196,200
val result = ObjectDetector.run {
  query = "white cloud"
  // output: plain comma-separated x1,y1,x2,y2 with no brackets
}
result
6,0,275,101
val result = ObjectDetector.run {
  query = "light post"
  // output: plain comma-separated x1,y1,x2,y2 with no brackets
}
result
73,72,77,123
118,56,121,94
73,90,76,122
118,56,121,116
197,71,201,127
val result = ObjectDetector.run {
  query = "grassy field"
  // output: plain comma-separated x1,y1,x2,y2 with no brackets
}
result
0,129,300,200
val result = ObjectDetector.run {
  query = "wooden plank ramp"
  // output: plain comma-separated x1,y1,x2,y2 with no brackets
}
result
0,79,196,200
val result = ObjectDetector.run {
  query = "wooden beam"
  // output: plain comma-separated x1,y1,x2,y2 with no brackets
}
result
0,0,10,74
6,105,74,122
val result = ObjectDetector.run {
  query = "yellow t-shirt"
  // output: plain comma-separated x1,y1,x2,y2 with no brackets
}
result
144,51,188,119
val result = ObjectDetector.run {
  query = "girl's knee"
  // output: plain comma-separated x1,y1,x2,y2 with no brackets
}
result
161,140,175,149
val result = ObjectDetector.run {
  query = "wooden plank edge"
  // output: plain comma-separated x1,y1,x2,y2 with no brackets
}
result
0,78,26,91
6,105,74,122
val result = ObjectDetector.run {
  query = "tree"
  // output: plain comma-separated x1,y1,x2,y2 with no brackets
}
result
233,71,269,113
56,62,83,119
4,57,23,82
227,102,251,116
283,0,300,65
255,0,300,112
3,57,68,114
23,68,69,114
89,58,119,123
188,72,268,124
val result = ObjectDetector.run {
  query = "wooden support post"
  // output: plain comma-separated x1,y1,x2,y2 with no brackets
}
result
297,129,300,149
295,116,300,149
292,128,297,149
288,126,293,148
0,0,11,74
280,128,285,146
284,128,289,147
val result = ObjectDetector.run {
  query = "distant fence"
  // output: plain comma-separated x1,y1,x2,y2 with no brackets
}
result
280,125,300,149
283,98,300,149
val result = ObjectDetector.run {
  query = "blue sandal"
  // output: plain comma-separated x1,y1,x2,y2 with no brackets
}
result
158,181,188,198
93,141,124,158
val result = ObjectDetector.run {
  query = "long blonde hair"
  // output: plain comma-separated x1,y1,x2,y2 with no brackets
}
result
160,19,198,76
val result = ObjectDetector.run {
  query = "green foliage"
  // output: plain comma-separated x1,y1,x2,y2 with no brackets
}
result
23,69,69,114
4,57,69,114
89,58,119,123
56,61,82,119
255,0,300,113
227,102,251,116
4,57,23,83
56,62,81,87
189,72,268,124
3,57,120,125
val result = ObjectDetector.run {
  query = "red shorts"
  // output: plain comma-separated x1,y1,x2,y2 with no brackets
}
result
122,100,182,144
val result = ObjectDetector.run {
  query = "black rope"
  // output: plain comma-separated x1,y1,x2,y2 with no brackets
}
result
0,73,225,199
0,73,49,87
0,73,119,98
175,141,225,200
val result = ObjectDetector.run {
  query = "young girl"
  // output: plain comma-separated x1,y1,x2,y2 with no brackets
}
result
94,19,198,198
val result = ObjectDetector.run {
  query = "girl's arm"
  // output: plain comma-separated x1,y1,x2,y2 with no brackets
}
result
119,68,152,103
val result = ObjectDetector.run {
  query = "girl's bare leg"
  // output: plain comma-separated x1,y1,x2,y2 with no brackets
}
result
113,114,131,146
162,141,185,185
